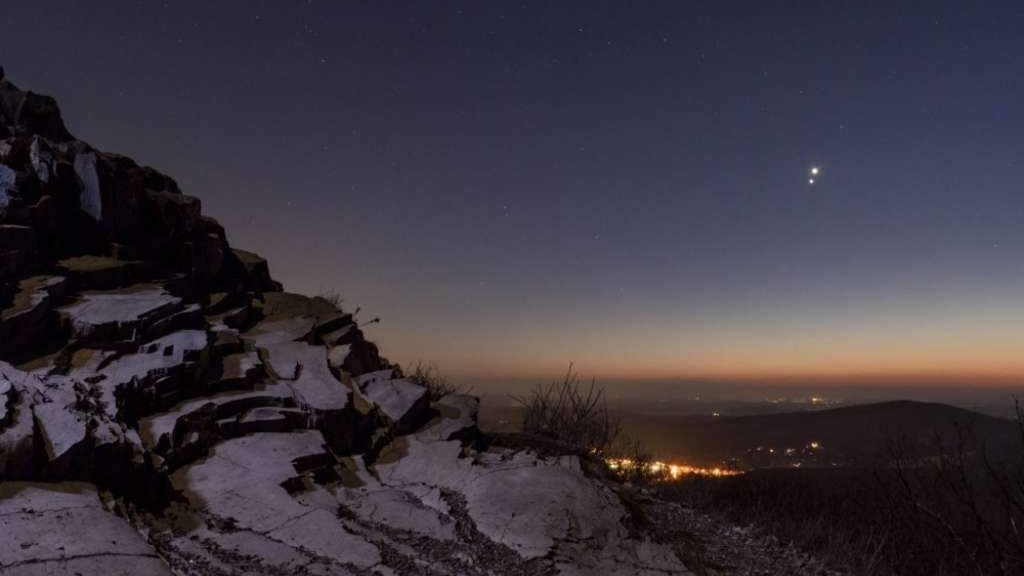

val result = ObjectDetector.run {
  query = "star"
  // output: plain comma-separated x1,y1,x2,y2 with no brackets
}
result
810,167,820,176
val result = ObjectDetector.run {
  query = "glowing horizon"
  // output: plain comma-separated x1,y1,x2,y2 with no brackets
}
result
8,3,1022,394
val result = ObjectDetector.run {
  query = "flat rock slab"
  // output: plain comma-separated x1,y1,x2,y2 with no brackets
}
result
362,378,428,433
371,427,692,574
57,284,182,344
56,255,143,290
0,482,172,575
172,432,382,569
263,341,350,412
246,292,349,346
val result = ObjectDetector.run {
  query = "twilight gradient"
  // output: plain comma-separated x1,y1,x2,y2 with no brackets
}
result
2,1,1022,386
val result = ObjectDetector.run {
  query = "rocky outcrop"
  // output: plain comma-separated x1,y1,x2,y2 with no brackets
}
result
0,68,695,575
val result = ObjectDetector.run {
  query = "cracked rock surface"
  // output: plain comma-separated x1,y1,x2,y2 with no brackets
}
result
0,68,695,575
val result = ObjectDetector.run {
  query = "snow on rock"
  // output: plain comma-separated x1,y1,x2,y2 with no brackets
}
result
215,348,264,389
57,284,183,344
461,451,628,558
370,408,692,573
0,482,172,575
139,380,295,464
29,136,52,183
356,369,395,387
361,377,429,433
327,343,351,370
338,456,458,542
0,375,9,422
69,329,209,421
0,363,48,477
417,393,479,442
72,150,102,221
269,341,350,412
172,431,383,569
248,316,318,349
0,163,14,213
32,400,89,470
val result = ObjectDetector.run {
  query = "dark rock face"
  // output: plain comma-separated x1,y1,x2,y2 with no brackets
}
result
0,76,236,299
0,70,696,575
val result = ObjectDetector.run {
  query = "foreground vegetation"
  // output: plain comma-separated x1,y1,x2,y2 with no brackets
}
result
516,363,621,455
657,410,1024,576
514,368,1024,575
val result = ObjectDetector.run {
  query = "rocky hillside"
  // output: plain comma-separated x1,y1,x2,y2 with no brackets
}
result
0,68,703,575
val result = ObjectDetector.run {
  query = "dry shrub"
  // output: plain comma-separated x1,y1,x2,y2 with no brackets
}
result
516,364,619,455
318,291,344,310
407,362,466,400
625,438,655,485
657,402,1024,576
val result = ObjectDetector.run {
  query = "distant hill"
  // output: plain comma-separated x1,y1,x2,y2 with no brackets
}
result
482,399,1022,467
640,401,1020,465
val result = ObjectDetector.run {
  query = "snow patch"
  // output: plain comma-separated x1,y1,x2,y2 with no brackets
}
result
0,164,14,213
30,137,52,183
72,151,102,221
362,378,427,425
58,286,181,337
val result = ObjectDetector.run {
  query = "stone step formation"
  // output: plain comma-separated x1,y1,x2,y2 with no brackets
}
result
0,67,695,575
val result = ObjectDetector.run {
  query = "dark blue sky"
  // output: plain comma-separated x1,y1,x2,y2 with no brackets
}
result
3,1,1023,384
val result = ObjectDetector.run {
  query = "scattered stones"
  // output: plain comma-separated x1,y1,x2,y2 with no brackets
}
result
636,493,847,576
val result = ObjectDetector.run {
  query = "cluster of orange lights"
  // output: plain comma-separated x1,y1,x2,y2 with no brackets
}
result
605,458,741,479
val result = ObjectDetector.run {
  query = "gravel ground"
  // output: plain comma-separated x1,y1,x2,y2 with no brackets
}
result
626,490,847,576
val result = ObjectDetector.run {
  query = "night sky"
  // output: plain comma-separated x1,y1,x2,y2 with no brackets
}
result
3,2,1023,388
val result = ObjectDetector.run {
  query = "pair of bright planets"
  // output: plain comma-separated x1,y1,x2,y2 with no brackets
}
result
808,166,821,184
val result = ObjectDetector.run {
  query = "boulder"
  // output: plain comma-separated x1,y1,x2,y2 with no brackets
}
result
0,275,66,361
231,248,282,292
361,377,430,435
32,400,90,476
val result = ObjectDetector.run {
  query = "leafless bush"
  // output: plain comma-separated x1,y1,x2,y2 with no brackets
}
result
407,362,467,400
657,401,1024,576
615,437,654,485
318,291,344,310
516,364,619,455
882,402,1024,576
